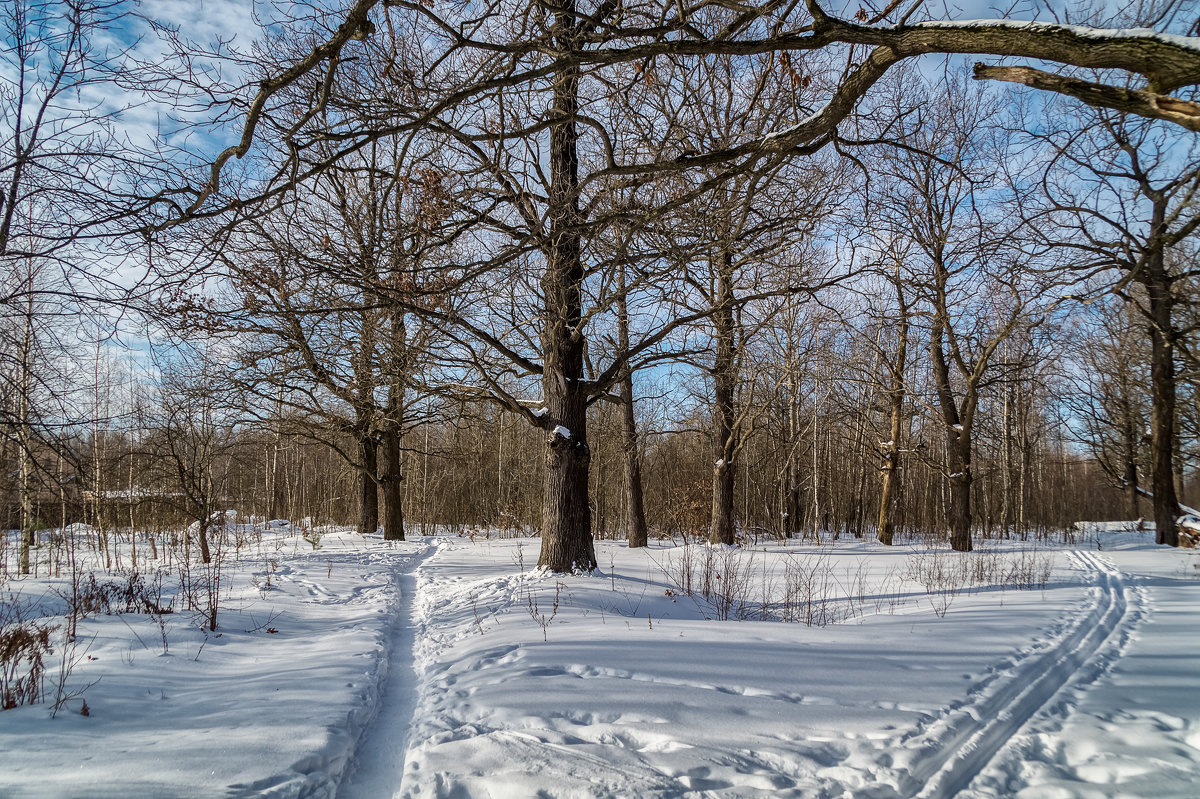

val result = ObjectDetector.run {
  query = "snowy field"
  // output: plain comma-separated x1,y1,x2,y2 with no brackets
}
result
1,522,1198,798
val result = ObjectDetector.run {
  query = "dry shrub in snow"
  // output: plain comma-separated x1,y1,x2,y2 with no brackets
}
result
0,603,55,710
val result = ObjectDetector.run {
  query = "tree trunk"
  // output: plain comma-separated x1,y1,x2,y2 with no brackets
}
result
710,458,736,545
784,370,802,539
877,377,904,546
619,361,648,549
709,250,737,546
851,389,872,538
197,515,212,565
18,279,34,574
540,393,594,571
537,5,595,573
877,452,898,546
616,266,648,548
878,280,908,546
379,427,405,541
1147,247,1179,546
358,434,379,536
930,262,973,553
947,435,973,552
268,414,286,521
18,376,32,575
619,376,648,548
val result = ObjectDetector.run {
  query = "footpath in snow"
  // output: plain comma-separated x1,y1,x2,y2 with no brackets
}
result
329,530,1199,798
0,527,425,798
3,526,1199,797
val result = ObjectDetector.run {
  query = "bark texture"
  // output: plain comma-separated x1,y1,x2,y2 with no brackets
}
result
709,251,738,546
878,270,909,546
1146,229,1180,547
537,2,596,573
358,434,379,536
379,427,405,541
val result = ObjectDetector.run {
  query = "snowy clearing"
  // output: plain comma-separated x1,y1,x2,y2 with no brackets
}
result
2,525,1198,798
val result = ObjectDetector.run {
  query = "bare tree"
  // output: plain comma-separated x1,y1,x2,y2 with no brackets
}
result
143,2,1200,568
140,346,239,565
200,142,445,540
873,76,1051,551
1065,298,1151,522
1025,105,1200,545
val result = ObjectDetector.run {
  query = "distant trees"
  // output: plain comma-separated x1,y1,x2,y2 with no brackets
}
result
204,138,447,541
139,348,237,565
1066,299,1152,523
0,0,163,568
854,75,1056,551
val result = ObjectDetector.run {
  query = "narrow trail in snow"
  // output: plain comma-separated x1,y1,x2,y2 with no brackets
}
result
901,550,1137,799
335,544,430,799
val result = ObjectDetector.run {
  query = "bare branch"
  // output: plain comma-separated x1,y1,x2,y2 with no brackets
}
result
974,64,1200,132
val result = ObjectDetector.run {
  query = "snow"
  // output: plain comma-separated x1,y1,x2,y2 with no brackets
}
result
3,524,1199,797
551,425,571,439
0,524,423,798
531,407,549,418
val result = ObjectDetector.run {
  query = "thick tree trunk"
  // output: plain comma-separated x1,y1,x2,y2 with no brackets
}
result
537,6,596,573
783,458,803,538
710,458,736,545
878,286,908,546
540,388,594,571
1148,276,1179,546
710,372,737,542
930,265,973,553
947,479,973,551
709,251,738,546
947,435,973,552
379,427,405,541
877,454,898,546
358,434,379,536
1140,195,1180,546
197,515,212,565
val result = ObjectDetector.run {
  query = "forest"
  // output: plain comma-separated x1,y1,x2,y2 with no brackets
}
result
4,3,1200,797
3,0,1200,576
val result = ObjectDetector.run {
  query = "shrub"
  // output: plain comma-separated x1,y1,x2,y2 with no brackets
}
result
0,618,56,710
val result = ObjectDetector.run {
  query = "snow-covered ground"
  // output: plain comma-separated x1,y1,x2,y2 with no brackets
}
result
1,523,1198,797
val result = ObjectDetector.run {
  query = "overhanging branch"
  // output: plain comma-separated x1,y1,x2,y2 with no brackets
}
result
974,63,1200,132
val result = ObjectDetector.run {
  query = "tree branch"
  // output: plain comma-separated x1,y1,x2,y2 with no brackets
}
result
974,64,1200,132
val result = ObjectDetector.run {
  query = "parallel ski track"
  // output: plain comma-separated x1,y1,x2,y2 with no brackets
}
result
901,550,1135,799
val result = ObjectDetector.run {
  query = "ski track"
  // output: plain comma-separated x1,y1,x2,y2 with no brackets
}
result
897,550,1138,799
334,543,430,799
331,545,1139,798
